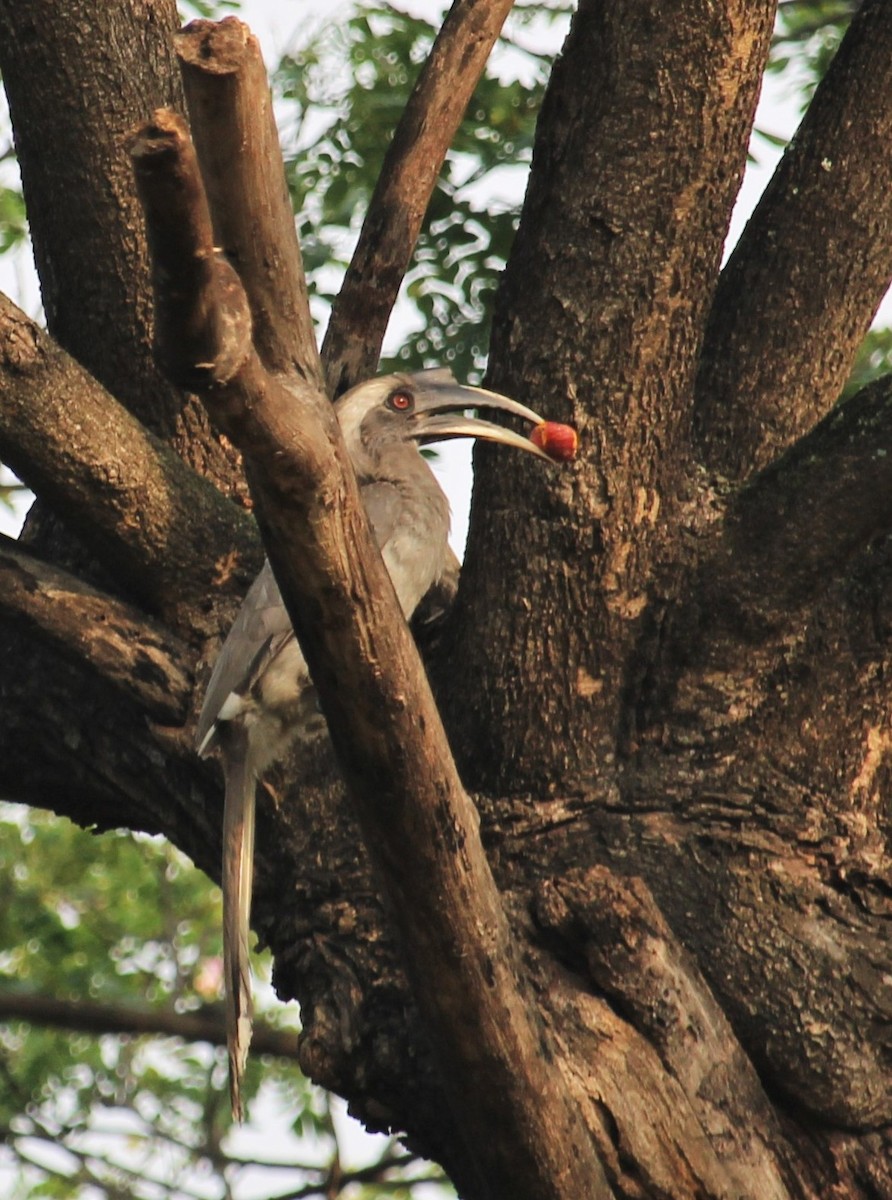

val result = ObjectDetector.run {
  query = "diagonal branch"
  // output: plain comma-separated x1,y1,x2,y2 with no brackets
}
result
701,372,892,636
0,534,192,724
0,290,260,627
321,0,517,395
695,0,892,481
176,18,323,387
130,105,610,1200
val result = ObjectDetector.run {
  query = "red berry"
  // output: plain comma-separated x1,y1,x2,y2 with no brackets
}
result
530,421,578,461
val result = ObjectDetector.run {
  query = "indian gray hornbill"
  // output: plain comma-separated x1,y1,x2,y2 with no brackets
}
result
195,368,563,1118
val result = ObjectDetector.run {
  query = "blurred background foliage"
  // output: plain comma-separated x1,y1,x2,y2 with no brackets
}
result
277,1,571,381
769,0,855,103
0,804,449,1198
0,1,885,1196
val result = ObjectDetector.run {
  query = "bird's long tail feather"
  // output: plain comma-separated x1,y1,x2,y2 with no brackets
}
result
222,745,255,1122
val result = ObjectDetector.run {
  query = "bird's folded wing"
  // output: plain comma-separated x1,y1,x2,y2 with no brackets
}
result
195,560,296,753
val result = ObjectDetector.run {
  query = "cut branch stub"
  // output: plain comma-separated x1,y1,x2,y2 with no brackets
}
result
130,110,253,390
176,18,323,388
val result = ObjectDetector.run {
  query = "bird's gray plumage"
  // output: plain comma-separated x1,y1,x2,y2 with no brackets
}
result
197,368,552,1119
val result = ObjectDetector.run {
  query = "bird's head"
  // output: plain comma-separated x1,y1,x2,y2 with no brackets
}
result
335,367,557,472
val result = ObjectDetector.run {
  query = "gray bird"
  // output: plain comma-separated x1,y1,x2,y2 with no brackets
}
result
195,368,554,1119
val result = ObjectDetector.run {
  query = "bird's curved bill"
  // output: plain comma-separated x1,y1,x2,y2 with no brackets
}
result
410,383,554,461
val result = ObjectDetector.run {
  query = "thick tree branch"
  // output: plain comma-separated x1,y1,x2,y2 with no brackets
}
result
0,291,260,628
533,868,796,1198
0,626,210,852
699,373,892,638
131,106,610,1200
176,18,323,387
0,0,180,425
0,535,192,724
695,0,892,480
321,0,516,395
0,989,300,1060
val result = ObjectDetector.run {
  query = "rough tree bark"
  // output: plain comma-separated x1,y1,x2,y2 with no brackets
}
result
1,1,891,1198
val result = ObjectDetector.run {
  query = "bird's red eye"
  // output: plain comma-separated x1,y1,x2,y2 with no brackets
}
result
387,389,415,413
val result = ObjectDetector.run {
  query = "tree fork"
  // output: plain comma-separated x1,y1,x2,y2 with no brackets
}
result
696,0,892,480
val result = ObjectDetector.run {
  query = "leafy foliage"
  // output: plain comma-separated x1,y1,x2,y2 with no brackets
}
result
179,0,241,19
843,326,892,398
276,2,567,380
768,1,855,103
0,805,248,1196
0,804,451,1198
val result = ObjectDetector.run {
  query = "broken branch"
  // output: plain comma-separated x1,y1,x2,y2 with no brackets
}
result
176,18,323,386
